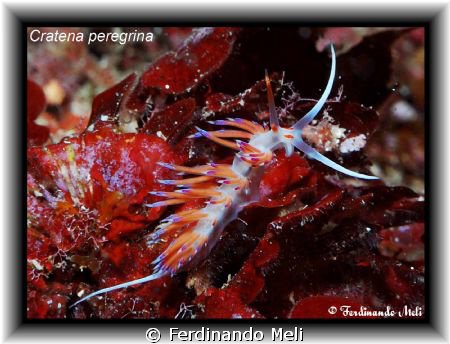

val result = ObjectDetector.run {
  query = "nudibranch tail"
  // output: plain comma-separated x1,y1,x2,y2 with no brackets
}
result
69,271,164,308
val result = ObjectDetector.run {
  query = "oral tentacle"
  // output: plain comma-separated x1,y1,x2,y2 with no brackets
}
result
293,138,379,180
293,44,336,131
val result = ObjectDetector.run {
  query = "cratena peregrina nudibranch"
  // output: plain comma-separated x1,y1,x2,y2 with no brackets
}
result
71,45,379,307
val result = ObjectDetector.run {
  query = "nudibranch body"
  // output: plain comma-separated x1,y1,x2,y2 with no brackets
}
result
71,45,378,308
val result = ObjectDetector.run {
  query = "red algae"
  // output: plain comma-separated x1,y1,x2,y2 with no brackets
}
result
27,27,425,319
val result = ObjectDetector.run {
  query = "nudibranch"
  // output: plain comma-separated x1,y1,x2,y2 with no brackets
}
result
71,45,378,308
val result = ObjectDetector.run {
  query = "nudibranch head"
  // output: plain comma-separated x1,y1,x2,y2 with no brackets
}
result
262,44,379,180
